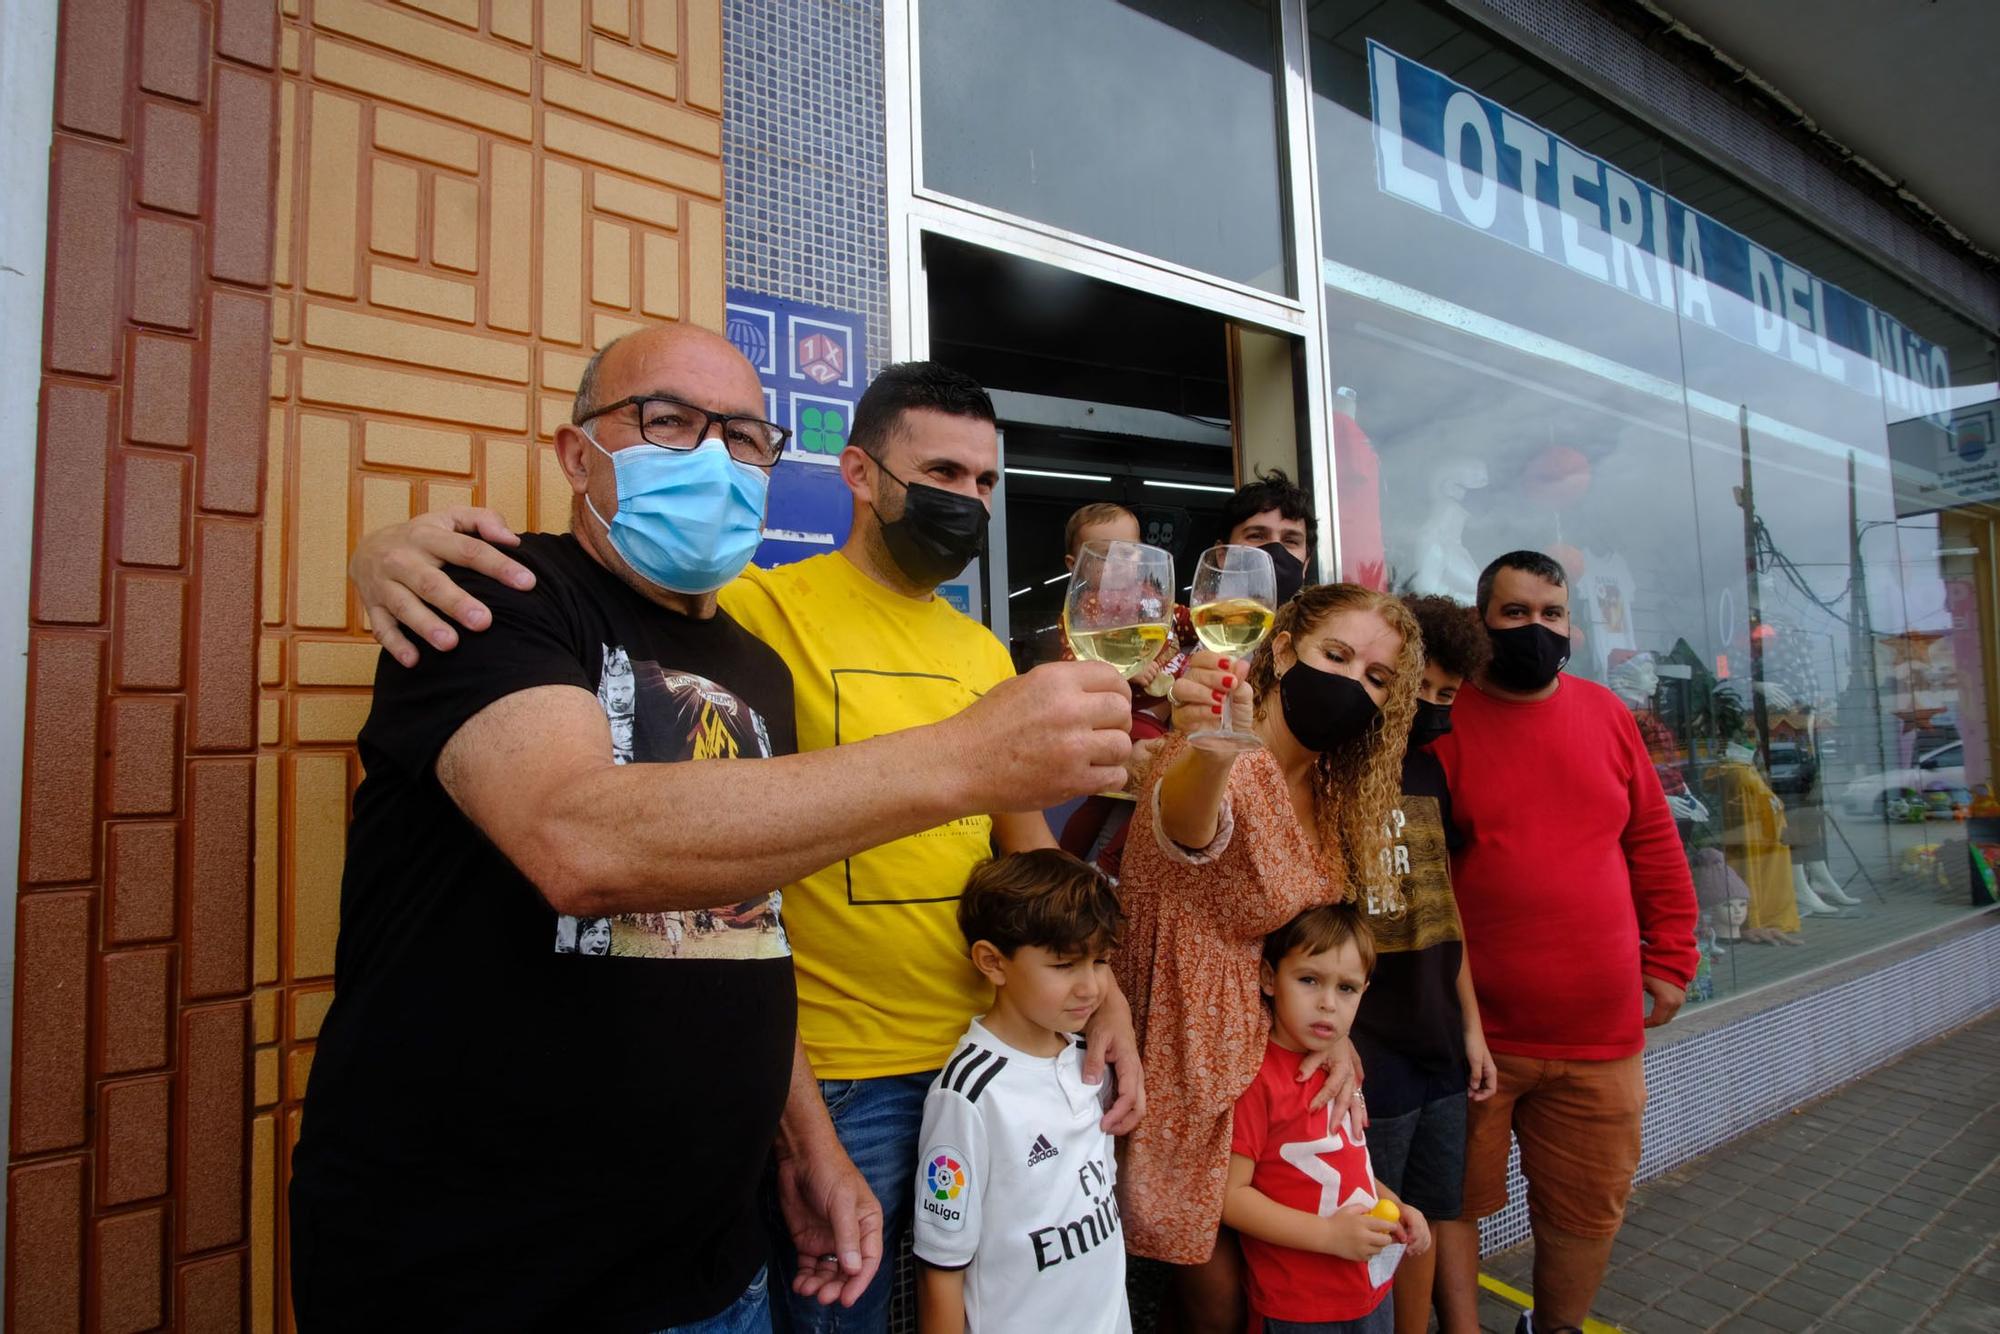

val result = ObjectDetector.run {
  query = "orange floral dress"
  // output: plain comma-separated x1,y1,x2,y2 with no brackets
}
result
1113,733,1349,1264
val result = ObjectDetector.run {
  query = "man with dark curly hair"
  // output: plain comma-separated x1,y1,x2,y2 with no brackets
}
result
1350,593,1496,1334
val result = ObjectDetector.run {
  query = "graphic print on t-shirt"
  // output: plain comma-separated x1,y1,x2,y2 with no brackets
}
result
1280,1108,1377,1215
554,644,789,961
1364,794,1459,952
831,667,993,905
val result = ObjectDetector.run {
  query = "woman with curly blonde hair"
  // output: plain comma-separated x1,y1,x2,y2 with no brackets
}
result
1112,582,1423,1334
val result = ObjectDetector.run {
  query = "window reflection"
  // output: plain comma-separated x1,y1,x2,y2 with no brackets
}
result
919,0,1290,293
1311,0,1999,1005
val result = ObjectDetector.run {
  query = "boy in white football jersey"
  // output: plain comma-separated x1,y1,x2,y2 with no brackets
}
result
914,849,1132,1334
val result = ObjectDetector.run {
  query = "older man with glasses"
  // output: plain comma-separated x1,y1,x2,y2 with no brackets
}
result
293,325,1137,1332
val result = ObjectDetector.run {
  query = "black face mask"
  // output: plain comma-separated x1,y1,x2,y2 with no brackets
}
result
1278,659,1381,754
870,460,989,588
1410,698,1453,750
1260,542,1307,607
1486,622,1571,692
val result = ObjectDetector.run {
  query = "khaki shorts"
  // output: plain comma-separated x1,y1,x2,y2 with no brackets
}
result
1461,1050,1646,1238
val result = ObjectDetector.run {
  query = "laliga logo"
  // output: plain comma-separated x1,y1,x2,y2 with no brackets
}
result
797,332,847,385
922,1150,967,1230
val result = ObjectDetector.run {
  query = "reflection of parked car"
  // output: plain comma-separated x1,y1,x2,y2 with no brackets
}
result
1841,741,1966,815
1766,742,1817,796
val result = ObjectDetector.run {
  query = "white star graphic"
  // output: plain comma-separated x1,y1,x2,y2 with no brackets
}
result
1278,1108,1376,1216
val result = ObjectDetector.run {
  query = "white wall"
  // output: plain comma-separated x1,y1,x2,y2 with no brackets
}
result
0,0,61,1286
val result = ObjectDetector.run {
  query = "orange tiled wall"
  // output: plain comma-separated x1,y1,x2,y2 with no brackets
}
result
12,0,726,1327
259,0,724,1329
13,0,279,1325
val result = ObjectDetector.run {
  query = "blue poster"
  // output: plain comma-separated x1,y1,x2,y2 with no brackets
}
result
725,289,867,568
1366,40,1951,426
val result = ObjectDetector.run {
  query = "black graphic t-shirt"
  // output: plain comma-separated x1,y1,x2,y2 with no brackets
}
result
290,533,797,1333
1350,747,1469,1117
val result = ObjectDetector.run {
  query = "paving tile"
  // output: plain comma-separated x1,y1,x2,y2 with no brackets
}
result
1652,1287,1737,1328
1600,1265,1674,1306
1867,1265,1954,1306
1845,1218,1919,1251
1704,1256,1778,1293
1715,1317,1792,1334
1846,1282,1934,1322
1913,1229,1990,1268
1736,1294,1825,1329
1780,1263,1860,1302
1802,1247,1881,1281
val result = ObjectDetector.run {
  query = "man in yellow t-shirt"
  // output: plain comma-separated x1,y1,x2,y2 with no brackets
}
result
346,360,1143,1334
717,363,1139,1332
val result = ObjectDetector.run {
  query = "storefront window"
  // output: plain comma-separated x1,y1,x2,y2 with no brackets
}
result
1310,0,1999,1005
918,0,1291,293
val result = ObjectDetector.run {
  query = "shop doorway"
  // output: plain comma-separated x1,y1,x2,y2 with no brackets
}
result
921,234,1309,669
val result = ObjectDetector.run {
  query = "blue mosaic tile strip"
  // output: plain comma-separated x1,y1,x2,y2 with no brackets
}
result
723,0,891,382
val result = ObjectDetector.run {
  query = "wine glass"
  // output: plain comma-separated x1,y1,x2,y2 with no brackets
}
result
1189,544,1277,752
1064,540,1176,683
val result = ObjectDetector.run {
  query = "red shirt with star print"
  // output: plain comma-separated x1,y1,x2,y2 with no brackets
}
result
1229,1042,1389,1324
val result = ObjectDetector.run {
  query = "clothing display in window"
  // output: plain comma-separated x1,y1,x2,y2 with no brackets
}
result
1404,457,1487,603
1717,758,1801,936
1579,550,1639,679
1334,407,1385,589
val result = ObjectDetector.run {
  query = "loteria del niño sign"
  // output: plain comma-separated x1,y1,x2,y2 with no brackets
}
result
1366,40,1951,427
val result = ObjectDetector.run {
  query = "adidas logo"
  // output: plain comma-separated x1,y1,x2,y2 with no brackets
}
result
1027,1134,1059,1166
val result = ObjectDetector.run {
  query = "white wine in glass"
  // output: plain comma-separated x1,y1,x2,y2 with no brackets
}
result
1191,598,1276,657
1067,621,1171,677
1064,540,1177,682
1189,545,1278,752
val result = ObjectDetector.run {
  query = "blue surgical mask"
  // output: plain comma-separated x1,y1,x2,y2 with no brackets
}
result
583,432,768,594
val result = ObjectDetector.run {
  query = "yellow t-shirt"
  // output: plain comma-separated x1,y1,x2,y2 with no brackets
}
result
717,553,1016,1078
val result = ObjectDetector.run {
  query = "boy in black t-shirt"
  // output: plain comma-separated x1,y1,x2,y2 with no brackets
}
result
1351,594,1497,1334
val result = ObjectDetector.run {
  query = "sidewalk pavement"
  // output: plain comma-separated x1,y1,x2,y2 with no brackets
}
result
1476,1008,2000,1333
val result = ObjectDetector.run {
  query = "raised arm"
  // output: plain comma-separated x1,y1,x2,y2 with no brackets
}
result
352,508,536,666
1155,651,1255,850
440,661,1134,917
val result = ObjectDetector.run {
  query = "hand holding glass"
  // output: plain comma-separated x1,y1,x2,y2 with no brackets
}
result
1189,544,1277,751
1064,541,1176,680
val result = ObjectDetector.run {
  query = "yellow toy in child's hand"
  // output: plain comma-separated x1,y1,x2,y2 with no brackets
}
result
1369,1198,1400,1223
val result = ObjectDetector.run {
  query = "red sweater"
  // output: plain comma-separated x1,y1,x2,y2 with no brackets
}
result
1433,677,1699,1060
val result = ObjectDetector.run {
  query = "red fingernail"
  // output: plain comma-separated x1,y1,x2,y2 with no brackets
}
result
1212,704,1222,715
1222,676,1234,688
1211,689,1224,702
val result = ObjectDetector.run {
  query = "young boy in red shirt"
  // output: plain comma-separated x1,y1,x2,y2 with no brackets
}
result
1225,906,1433,1333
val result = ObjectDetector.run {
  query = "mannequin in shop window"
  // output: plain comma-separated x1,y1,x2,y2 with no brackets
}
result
1405,458,1488,604
1778,710,1864,914
1606,650,1709,829
1690,848,1750,941
1714,732,1804,944
1332,387,1388,589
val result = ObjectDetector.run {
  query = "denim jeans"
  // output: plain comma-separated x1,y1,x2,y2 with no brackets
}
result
1263,1293,1394,1334
770,1071,937,1334
655,1267,770,1334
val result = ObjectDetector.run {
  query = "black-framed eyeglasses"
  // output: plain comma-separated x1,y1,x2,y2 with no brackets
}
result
576,394,791,468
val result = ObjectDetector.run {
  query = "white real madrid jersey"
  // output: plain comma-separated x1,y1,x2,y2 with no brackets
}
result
911,1020,1131,1334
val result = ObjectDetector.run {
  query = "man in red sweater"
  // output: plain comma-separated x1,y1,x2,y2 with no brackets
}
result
1429,551,1698,1334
